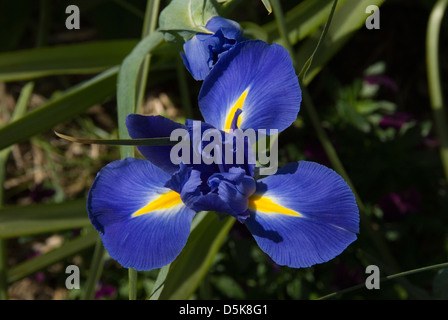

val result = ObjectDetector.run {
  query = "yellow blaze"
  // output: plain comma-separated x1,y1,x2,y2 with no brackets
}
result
248,194,301,217
132,190,182,217
224,89,249,131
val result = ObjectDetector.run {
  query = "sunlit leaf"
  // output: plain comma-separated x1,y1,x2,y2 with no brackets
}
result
263,0,347,45
116,31,165,158
260,0,272,14
158,0,219,41
296,0,385,85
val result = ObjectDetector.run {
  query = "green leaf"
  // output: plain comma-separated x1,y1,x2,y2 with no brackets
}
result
7,230,97,283
158,0,219,41
0,199,90,238
296,0,385,85
260,0,272,14
116,31,164,158
158,213,235,299
297,0,338,81
55,131,177,146
263,0,347,45
0,40,137,82
0,66,118,151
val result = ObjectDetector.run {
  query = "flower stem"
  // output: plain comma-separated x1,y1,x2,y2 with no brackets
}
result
128,268,138,300
426,0,448,181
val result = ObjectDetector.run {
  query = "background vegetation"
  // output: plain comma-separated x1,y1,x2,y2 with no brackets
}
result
0,0,447,300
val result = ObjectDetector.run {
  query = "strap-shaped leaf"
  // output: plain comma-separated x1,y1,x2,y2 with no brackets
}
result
158,213,235,299
0,199,90,238
55,132,176,146
296,0,385,85
0,40,137,82
0,67,118,151
7,230,97,283
116,31,165,159
263,0,347,45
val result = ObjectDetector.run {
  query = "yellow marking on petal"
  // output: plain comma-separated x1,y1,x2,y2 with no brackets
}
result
132,190,182,217
248,194,302,217
224,89,248,131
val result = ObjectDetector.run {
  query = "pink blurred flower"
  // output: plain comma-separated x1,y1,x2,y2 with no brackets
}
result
379,112,413,130
378,188,421,221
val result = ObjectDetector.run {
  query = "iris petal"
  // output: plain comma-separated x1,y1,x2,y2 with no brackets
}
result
205,16,243,40
244,161,359,268
199,40,301,133
87,158,196,271
181,16,243,81
126,114,185,174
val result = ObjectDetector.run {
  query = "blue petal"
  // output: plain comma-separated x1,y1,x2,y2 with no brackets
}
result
87,158,196,271
126,114,185,174
181,17,244,81
205,16,243,40
184,119,255,177
181,35,219,81
176,167,256,222
244,161,359,268
199,40,301,133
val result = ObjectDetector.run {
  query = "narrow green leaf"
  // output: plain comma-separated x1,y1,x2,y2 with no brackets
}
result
260,0,272,14
7,230,98,283
296,0,385,85
0,199,90,238
158,213,235,300
263,0,347,45
298,0,339,81
55,131,177,146
149,211,207,300
81,236,105,300
116,31,164,158
426,0,448,181
0,41,137,82
0,66,118,151
149,264,170,300
158,0,219,41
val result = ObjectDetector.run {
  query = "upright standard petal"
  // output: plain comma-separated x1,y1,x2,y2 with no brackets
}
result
244,161,359,268
126,114,185,174
181,16,244,81
87,158,196,271
198,40,301,133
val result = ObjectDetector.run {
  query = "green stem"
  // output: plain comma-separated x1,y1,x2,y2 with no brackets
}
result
426,0,448,181
319,261,448,300
128,268,138,300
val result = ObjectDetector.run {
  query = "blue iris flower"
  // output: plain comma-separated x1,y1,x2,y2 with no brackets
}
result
181,16,245,80
87,39,359,271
